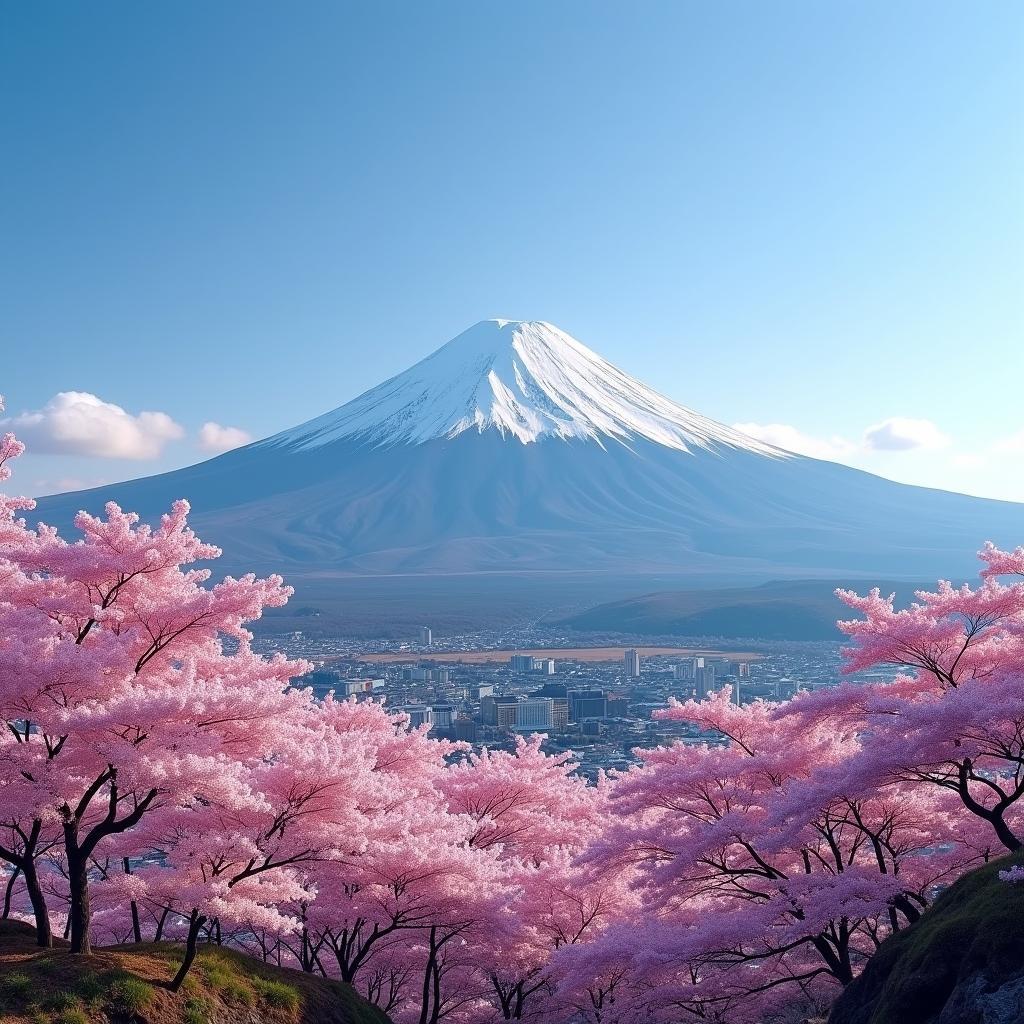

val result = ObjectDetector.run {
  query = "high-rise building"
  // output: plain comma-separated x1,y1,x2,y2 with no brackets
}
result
569,688,607,721
509,654,535,673
513,698,554,731
738,662,750,678
419,626,432,646
673,657,704,681
454,717,478,742
624,649,641,677
481,695,519,728
431,704,456,730
533,658,556,675
551,703,570,731
606,695,630,717
695,666,717,700
471,683,494,699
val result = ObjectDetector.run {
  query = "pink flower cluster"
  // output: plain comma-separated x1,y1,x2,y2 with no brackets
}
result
2,430,1023,1023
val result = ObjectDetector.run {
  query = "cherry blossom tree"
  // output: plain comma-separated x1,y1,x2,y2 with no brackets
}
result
570,689,985,1022
784,545,1024,851
0,422,309,953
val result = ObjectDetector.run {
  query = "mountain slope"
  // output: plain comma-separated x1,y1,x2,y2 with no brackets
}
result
560,579,931,641
33,320,1023,585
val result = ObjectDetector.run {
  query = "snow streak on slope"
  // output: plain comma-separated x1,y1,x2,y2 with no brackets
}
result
262,320,785,455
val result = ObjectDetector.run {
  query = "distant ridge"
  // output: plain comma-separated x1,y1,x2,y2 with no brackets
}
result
560,579,930,642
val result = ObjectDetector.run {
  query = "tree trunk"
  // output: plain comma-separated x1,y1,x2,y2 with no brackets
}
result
169,910,207,992
2,865,20,919
65,846,91,954
123,857,142,943
21,859,52,948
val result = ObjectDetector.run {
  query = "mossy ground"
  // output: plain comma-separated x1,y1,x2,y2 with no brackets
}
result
0,921,390,1024
829,850,1024,1024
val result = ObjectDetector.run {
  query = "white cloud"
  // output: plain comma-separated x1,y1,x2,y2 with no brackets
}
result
198,421,252,454
31,475,114,496
994,429,1024,455
732,422,857,461
863,417,950,452
0,392,184,459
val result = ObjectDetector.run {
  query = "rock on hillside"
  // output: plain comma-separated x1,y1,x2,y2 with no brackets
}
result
829,854,1024,1024
0,920,392,1024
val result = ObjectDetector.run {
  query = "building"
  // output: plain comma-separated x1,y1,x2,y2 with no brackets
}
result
481,695,519,728
534,658,556,675
454,717,478,742
532,683,568,698
393,704,432,729
431,704,456,730
419,626,432,646
673,656,704,681
530,684,568,731
551,702,569,731
470,683,494,699
509,654,535,673
513,697,554,731
606,695,630,717
569,688,607,721
624,649,641,677
337,677,385,698
738,662,750,678
695,666,717,700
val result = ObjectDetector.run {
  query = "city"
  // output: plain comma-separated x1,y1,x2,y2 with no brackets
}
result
258,624,897,781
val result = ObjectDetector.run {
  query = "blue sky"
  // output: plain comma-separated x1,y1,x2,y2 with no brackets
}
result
2,2,1022,499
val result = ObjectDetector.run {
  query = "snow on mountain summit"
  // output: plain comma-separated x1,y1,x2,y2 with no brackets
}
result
264,319,783,455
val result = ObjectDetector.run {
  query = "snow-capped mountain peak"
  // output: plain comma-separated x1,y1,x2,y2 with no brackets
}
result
263,319,783,455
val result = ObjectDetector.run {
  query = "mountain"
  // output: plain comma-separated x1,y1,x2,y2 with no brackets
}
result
34,320,1022,593
558,579,930,642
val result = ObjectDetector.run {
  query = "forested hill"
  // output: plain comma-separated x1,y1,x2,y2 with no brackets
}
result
560,578,929,640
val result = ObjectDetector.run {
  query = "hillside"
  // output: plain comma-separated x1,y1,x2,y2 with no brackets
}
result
0,921,391,1024
828,853,1024,1024
559,578,929,640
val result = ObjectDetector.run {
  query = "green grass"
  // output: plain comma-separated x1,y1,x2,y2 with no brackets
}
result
72,970,106,1002
40,990,79,1012
219,976,256,1005
198,958,236,989
52,1009,90,1024
0,970,34,1000
252,975,301,1012
105,974,154,1013
183,993,212,1024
